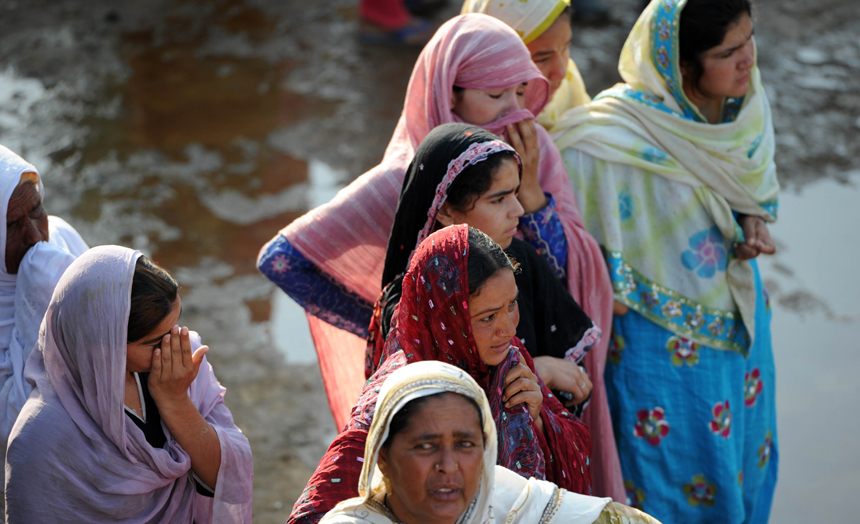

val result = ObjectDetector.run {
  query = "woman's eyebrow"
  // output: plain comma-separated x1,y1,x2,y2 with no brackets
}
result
483,188,515,199
472,304,504,317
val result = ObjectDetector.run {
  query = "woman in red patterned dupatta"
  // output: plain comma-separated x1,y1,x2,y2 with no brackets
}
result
288,225,591,524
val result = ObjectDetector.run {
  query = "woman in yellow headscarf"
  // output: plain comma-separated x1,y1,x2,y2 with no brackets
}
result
462,0,590,132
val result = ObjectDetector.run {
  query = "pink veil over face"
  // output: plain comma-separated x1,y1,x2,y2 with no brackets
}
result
275,12,620,501
6,246,253,523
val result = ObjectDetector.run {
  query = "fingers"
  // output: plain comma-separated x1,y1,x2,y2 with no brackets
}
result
192,345,209,373
504,363,535,387
733,242,758,260
179,326,192,369
518,119,537,147
503,375,539,405
160,333,173,378
505,124,524,152
505,390,540,410
755,220,776,255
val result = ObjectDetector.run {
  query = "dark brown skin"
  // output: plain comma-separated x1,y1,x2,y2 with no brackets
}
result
5,179,48,274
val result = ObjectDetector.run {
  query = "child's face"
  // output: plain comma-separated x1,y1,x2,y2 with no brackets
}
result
450,83,528,126
438,157,523,249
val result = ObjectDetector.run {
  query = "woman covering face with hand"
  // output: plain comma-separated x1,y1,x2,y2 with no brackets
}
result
554,0,778,520
6,246,253,523
289,225,592,524
321,360,661,524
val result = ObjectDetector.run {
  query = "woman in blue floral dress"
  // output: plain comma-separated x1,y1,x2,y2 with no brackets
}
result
552,0,778,522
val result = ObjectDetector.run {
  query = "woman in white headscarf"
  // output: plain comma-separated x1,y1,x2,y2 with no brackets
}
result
321,360,660,524
0,145,88,482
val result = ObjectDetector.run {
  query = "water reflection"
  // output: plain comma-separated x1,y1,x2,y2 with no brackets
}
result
761,174,860,523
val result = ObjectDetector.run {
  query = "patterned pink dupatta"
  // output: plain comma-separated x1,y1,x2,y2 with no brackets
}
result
279,13,620,500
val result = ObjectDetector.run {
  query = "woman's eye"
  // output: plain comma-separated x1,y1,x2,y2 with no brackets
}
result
417,443,434,451
458,441,475,449
491,197,504,204
479,314,495,324
489,93,502,99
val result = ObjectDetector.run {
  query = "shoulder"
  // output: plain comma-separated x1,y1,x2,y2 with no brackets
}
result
8,396,81,464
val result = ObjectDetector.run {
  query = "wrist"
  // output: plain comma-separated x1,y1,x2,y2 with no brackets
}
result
519,185,548,214
154,394,194,418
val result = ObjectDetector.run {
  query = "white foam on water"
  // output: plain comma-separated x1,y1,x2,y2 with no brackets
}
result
763,175,860,523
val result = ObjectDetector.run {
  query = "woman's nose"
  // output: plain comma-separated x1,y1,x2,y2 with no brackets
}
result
550,56,566,82
436,448,459,473
510,197,524,218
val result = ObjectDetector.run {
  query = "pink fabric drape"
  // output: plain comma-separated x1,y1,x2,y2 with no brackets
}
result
6,246,253,523
280,13,621,500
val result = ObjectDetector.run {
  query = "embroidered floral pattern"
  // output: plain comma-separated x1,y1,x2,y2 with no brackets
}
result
519,194,568,279
744,368,763,407
681,226,728,278
624,479,646,510
666,335,700,367
709,400,732,438
758,430,773,468
682,474,717,507
634,407,670,446
608,332,625,365
617,183,642,232
605,251,750,355
270,254,290,274
661,300,682,318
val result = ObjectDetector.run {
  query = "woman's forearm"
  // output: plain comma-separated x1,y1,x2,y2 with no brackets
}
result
158,397,222,489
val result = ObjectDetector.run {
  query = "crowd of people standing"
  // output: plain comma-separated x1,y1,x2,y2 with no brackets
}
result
0,0,778,523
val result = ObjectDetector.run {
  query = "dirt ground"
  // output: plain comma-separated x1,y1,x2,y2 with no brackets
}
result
0,0,857,522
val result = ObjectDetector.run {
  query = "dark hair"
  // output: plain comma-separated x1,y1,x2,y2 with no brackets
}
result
467,227,517,297
127,256,179,343
679,0,752,87
382,392,484,449
446,151,518,212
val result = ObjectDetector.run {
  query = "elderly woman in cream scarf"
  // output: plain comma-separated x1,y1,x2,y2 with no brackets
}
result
321,361,659,524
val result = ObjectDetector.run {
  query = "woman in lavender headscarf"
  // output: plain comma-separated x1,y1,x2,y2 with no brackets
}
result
5,246,253,523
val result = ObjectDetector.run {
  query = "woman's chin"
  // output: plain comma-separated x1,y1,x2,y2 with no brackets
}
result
480,343,511,366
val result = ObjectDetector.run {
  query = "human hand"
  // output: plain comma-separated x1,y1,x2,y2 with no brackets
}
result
148,325,209,408
534,356,591,408
734,215,776,260
613,300,629,316
505,119,546,213
503,362,544,422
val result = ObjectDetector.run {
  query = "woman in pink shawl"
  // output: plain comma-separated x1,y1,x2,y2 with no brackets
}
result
5,246,253,523
257,13,620,499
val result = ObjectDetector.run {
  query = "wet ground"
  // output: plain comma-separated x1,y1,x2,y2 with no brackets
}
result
0,0,858,522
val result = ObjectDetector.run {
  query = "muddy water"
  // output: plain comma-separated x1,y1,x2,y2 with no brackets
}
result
760,174,860,522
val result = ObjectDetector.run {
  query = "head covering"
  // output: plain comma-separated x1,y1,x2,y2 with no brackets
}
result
381,123,518,287
321,361,619,524
6,246,253,523
460,0,592,133
365,124,518,368
0,146,42,346
359,361,496,519
461,0,570,44
0,147,92,483
553,0,779,352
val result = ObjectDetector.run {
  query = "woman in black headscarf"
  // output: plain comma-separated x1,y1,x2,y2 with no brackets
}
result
366,123,600,411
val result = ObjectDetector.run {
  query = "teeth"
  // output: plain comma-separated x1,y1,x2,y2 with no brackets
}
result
438,489,452,493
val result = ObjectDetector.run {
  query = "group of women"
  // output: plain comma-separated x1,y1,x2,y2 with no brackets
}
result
260,0,780,523
0,0,779,523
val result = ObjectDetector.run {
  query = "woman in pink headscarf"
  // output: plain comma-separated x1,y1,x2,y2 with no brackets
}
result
6,246,253,523
257,12,619,499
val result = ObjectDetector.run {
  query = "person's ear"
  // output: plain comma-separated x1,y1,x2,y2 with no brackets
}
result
377,447,389,476
436,202,457,227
